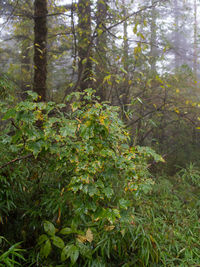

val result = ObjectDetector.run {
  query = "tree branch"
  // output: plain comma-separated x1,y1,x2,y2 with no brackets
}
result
0,154,33,170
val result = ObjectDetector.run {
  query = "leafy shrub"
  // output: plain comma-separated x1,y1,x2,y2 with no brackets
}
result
177,163,200,187
0,90,164,266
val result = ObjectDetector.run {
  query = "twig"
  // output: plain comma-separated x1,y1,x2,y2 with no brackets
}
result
0,154,33,169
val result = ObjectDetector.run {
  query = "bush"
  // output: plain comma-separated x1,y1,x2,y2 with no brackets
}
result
0,90,163,266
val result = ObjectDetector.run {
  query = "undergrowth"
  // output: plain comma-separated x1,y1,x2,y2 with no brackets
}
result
0,91,199,266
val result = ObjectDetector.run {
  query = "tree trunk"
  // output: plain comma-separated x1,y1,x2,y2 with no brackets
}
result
77,0,93,92
95,0,108,101
149,0,157,72
121,0,129,117
33,0,48,101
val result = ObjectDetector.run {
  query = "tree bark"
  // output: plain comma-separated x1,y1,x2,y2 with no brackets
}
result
149,0,157,72
95,0,108,101
77,0,93,92
33,0,48,101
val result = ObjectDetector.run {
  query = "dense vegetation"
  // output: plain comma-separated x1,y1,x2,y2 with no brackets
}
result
0,0,200,266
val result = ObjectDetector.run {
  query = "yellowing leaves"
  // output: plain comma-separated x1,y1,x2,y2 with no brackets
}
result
86,228,93,242
104,225,115,231
134,46,142,58
36,110,44,121
77,228,93,244
174,108,180,114
103,75,112,85
128,80,132,85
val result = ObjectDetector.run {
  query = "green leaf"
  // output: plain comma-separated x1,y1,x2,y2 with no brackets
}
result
44,221,56,236
60,227,73,235
27,90,38,100
38,234,48,245
3,108,16,120
119,198,130,210
27,140,43,157
76,241,92,259
120,67,128,74
103,187,113,199
69,245,79,264
40,239,51,258
61,244,79,264
82,58,87,64
51,236,65,249
60,123,77,137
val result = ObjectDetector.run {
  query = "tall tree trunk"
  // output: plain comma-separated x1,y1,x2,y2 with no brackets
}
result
77,0,93,92
122,1,128,73
33,0,48,101
95,0,108,101
121,0,129,117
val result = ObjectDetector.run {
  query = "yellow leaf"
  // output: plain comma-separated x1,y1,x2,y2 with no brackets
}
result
86,228,93,243
120,229,125,237
77,235,87,243
82,58,87,64
174,109,180,114
176,89,180,93
103,74,111,84
104,225,115,231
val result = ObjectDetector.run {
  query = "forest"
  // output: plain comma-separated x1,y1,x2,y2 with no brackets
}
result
0,0,200,266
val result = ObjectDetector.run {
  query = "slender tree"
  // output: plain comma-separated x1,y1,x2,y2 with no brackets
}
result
149,0,157,72
33,0,48,101
77,0,93,91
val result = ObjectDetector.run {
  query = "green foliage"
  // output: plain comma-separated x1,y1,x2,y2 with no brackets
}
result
1,90,199,266
0,90,163,266
135,171,200,266
0,75,15,100
0,236,25,266
177,163,200,187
